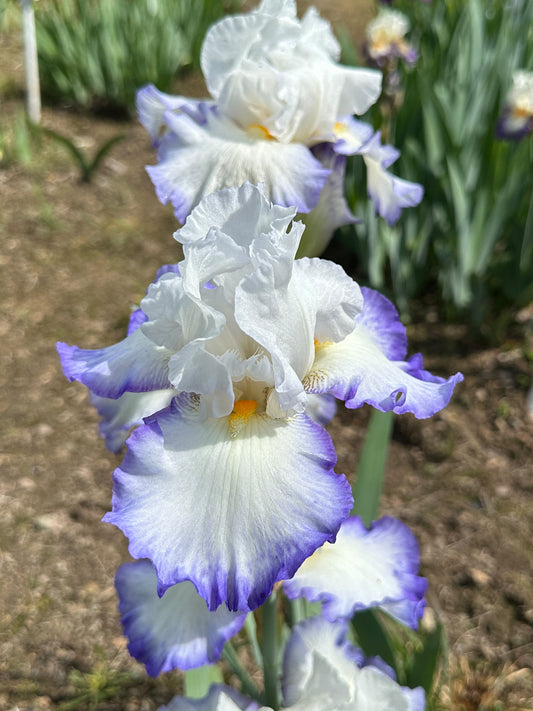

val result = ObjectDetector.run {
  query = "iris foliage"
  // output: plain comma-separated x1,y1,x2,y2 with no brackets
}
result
35,0,240,114
344,0,533,322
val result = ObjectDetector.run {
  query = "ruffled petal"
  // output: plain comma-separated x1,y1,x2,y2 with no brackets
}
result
160,684,261,711
91,389,176,453
147,109,330,222
304,287,463,418
201,2,380,144
128,264,182,336
115,560,246,675
235,258,362,414
283,516,427,628
177,182,296,251
103,394,352,612
57,328,172,399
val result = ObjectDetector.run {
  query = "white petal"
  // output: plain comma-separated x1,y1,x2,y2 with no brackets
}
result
282,618,359,707
104,394,352,612
235,258,362,414
283,516,427,627
147,110,329,222
141,272,225,350
304,288,463,419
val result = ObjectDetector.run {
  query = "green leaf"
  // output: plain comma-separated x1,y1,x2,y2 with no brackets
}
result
184,665,223,699
88,133,125,182
405,619,447,694
351,609,398,674
351,410,394,526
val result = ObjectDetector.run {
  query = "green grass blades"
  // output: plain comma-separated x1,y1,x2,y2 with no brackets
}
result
344,0,533,324
35,0,241,115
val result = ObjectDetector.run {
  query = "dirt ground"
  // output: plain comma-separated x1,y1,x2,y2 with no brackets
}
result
1,2,533,710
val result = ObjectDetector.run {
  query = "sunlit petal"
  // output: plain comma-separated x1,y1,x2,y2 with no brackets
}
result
283,516,427,628
104,394,352,612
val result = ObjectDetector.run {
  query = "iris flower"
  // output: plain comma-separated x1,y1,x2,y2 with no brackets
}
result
155,617,425,710
114,515,427,675
58,183,461,613
496,70,533,141
364,9,418,67
137,0,423,250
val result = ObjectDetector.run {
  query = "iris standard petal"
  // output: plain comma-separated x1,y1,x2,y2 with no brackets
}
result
177,182,297,251
283,516,427,628
57,328,172,399
281,616,424,711
103,393,353,612
115,560,246,675
304,287,463,418
281,618,359,708
235,258,362,414
146,108,330,223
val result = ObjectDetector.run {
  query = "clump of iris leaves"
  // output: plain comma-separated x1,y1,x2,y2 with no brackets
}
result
342,0,533,325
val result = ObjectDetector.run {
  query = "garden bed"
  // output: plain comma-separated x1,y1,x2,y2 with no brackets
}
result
1,3,533,709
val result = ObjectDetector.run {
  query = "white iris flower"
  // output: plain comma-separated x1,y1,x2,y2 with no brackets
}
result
497,69,533,140
137,0,422,248
58,183,461,613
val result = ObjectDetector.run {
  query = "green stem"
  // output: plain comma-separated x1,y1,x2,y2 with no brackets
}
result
222,643,262,702
261,590,280,710
244,612,263,668
288,597,306,627
351,409,394,526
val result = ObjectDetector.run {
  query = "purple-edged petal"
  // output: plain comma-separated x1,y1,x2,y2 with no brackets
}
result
334,120,424,225
365,155,424,226
160,684,261,711
57,328,172,399
115,560,246,675
283,516,427,628
103,393,353,612
304,286,463,418
90,389,176,453
137,84,212,145
127,308,148,336
146,108,330,223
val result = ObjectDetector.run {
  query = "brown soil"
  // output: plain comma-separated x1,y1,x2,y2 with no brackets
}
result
1,4,533,710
